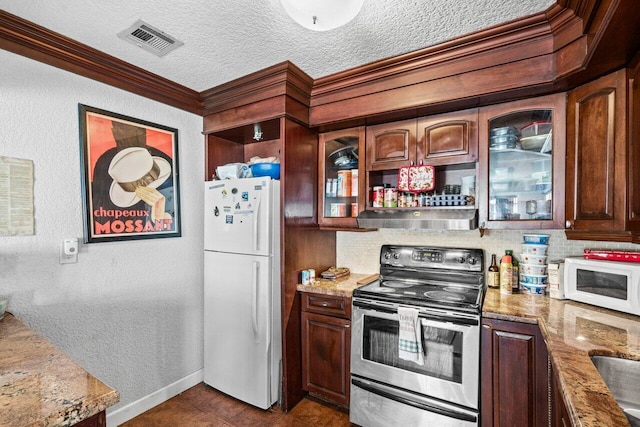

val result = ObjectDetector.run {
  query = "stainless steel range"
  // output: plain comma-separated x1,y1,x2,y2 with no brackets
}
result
350,245,485,427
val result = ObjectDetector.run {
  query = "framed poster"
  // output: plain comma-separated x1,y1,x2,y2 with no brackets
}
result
78,104,181,243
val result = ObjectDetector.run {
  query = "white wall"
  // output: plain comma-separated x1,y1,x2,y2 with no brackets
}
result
338,229,640,274
0,49,204,420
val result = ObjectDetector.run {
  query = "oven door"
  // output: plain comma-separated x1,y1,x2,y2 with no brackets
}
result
350,376,478,427
351,297,480,410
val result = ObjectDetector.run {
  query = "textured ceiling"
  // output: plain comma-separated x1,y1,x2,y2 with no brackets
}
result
1,0,554,92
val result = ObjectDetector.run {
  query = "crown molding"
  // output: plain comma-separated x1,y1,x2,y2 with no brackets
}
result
200,61,314,117
0,10,202,115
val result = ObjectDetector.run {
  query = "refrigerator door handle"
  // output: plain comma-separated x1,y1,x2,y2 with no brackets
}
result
251,261,259,342
252,192,262,253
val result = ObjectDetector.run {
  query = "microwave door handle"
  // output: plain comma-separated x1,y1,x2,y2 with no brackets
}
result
351,377,477,423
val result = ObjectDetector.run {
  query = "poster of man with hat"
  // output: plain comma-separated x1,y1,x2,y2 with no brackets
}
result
79,104,181,243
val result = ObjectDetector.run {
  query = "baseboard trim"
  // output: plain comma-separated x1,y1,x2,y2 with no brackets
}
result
106,369,204,427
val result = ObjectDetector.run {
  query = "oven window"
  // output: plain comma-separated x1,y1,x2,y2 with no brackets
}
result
362,315,463,383
576,269,628,300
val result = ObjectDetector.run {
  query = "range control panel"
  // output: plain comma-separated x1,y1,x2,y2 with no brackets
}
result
379,245,484,272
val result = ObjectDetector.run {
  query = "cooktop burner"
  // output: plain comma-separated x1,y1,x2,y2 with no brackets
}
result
424,290,466,302
352,245,485,313
355,279,483,312
381,280,415,288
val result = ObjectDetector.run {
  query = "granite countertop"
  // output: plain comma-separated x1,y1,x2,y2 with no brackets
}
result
483,289,640,427
0,313,120,427
296,273,378,297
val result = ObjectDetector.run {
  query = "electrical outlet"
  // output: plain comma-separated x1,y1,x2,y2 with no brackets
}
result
60,238,78,264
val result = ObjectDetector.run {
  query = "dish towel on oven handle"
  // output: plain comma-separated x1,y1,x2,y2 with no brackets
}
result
398,306,424,365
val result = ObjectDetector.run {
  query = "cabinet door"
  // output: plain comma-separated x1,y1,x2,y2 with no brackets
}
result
551,366,572,427
629,56,640,236
478,93,566,230
318,127,365,229
565,69,627,237
417,108,478,165
481,318,549,427
366,119,416,171
301,311,351,407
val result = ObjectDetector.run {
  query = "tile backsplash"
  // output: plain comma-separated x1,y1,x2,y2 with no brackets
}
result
337,229,640,273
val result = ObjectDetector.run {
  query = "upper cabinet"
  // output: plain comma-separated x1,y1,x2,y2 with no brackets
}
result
477,94,566,230
417,109,479,166
366,110,478,171
318,127,366,229
366,119,416,171
362,111,478,217
565,64,640,243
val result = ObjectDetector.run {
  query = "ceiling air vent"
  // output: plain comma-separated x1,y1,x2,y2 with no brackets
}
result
118,20,183,57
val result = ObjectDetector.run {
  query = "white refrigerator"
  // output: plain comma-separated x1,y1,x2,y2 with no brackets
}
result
203,177,281,409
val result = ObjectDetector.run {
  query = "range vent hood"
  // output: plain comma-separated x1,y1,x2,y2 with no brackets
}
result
357,208,478,230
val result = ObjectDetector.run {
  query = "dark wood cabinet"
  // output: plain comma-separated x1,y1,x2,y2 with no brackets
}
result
565,63,640,243
363,112,478,211
417,108,478,165
365,111,478,172
365,119,416,171
318,127,366,229
477,93,566,230
301,293,351,407
551,366,572,427
481,318,549,427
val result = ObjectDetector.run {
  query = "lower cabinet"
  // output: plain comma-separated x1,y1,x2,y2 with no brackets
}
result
481,318,549,427
301,293,351,407
551,366,572,427
74,411,106,427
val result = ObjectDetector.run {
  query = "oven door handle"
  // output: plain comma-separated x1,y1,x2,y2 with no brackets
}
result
351,377,477,423
353,300,478,326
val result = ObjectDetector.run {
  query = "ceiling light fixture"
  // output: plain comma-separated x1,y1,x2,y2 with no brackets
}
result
280,0,364,31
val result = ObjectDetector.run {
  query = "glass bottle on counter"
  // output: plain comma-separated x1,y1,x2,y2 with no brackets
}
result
505,249,519,293
487,254,500,288
500,254,513,295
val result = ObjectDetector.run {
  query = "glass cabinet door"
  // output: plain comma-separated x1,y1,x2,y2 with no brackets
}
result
318,127,365,229
478,94,566,229
489,110,552,221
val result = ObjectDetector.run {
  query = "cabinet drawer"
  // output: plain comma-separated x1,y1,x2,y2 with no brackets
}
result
301,293,351,319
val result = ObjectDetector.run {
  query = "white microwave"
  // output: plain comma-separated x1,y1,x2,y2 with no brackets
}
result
564,257,640,316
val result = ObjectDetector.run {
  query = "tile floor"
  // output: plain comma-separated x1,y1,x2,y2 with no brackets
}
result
119,383,352,427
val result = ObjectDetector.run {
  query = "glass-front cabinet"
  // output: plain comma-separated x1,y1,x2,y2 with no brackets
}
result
318,127,366,229
478,94,566,229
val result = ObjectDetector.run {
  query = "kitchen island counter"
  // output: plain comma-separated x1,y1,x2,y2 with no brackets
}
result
0,313,119,427
483,289,639,427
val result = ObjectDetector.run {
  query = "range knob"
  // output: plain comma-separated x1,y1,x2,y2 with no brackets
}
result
393,252,400,259
383,252,392,260
468,257,477,265
457,257,466,264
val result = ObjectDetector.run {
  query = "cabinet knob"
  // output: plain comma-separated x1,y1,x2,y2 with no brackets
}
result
565,220,573,229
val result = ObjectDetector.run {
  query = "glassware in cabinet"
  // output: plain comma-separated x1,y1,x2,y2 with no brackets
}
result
318,127,366,229
478,94,566,229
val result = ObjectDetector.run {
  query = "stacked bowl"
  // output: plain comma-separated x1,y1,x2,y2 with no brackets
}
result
520,234,550,295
